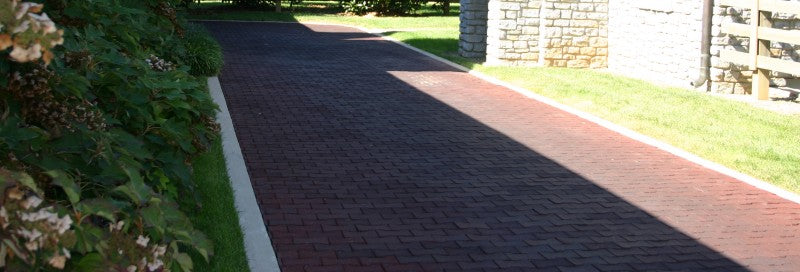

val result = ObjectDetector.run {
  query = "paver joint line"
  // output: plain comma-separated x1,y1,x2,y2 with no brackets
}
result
204,21,800,271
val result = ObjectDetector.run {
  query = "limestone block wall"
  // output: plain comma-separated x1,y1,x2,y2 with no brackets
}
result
539,0,608,68
484,0,608,67
607,1,704,89
485,0,542,65
608,0,799,93
459,0,490,59
465,0,800,93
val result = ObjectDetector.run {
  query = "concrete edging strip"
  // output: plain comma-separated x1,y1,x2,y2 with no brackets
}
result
208,77,281,272
197,19,800,206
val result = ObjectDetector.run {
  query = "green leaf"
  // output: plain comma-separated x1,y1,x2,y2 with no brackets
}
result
190,229,213,262
0,170,43,196
113,166,153,206
111,129,152,160
140,204,166,234
76,198,118,222
72,253,104,272
73,224,105,253
0,244,7,268
47,170,81,205
174,252,193,272
2,239,26,261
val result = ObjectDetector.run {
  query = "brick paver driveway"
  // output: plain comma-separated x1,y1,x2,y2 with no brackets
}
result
204,21,800,271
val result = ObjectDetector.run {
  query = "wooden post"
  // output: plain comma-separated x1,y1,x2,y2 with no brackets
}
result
752,7,772,100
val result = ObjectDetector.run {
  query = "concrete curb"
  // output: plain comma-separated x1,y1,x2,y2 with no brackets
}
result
208,77,281,272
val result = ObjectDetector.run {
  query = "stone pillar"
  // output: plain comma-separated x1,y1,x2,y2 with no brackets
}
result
459,0,489,59
485,0,542,65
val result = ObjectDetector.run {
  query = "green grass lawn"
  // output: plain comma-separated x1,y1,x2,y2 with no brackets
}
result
189,140,250,272
188,1,800,192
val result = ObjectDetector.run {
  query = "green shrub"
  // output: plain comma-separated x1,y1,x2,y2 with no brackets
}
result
1,0,223,270
339,0,424,15
184,24,224,77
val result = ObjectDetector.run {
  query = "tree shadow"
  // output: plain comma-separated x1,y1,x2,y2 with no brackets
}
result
202,21,755,271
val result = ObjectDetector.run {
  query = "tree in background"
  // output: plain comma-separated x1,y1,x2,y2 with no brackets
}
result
339,0,424,15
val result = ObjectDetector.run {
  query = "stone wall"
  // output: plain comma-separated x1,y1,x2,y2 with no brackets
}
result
539,0,608,68
710,6,800,93
462,0,800,93
483,0,608,68
484,0,541,65
607,1,704,89
599,0,799,93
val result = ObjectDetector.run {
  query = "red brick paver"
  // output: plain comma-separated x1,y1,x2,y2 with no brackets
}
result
204,21,800,271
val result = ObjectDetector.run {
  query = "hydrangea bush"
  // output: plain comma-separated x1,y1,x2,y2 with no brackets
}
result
1,0,222,270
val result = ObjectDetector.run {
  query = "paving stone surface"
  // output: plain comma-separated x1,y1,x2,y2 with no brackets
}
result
203,21,800,271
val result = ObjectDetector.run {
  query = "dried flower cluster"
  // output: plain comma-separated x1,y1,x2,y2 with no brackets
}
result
64,50,92,69
0,0,64,64
146,54,175,72
7,67,107,133
153,0,183,37
202,115,220,134
0,185,76,270
107,221,170,272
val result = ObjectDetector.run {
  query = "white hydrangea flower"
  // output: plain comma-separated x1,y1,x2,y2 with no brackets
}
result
110,220,125,232
62,247,71,259
48,254,66,269
20,208,56,222
136,235,150,247
27,12,56,33
18,228,42,241
0,206,8,228
9,43,42,63
14,2,42,20
54,214,72,234
19,228,43,250
153,245,167,257
20,195,43,210
146,258,164,271
11,19,30,34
